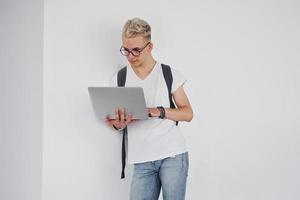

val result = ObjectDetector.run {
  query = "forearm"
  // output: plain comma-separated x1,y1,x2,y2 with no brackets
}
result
165,106,193,122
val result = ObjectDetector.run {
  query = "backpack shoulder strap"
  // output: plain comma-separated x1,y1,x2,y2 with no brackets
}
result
161,64,178,126
117,66,127,87
116,66,128,179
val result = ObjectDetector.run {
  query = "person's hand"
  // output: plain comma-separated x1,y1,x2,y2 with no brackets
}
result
106,108,133,130
147,107,160,118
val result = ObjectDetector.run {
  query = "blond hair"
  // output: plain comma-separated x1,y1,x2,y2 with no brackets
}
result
122,18,151,40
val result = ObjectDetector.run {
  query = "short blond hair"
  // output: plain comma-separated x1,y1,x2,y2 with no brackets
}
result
122,17,151,40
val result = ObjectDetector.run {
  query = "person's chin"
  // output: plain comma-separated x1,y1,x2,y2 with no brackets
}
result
129,60,139,65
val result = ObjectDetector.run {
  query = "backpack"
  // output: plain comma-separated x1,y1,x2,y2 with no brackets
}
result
117,63,178,179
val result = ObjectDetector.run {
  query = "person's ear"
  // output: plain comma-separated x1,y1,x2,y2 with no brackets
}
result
148,42,153,52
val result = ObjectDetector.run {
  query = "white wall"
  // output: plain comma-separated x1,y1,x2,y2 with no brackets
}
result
0,0,43,200
44,0,299,200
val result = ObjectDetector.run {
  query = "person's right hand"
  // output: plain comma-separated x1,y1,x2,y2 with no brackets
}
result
105,108,133,130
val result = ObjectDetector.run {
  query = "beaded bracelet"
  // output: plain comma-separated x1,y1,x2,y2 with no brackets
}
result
113,124,125,131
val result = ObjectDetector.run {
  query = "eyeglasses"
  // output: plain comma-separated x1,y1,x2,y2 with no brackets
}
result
120,42,150,57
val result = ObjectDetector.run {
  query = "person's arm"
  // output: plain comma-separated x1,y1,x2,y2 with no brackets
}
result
148,85,193,122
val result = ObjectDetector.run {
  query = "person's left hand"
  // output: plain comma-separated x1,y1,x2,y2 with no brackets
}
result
106,108,133,130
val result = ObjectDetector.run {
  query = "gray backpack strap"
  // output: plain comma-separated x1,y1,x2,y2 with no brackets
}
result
117,66,127,179
161,64,178,126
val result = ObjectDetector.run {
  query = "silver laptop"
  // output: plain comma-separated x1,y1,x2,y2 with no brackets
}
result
88,87,148,120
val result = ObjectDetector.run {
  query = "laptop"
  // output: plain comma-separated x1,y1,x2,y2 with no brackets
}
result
88,87,148,120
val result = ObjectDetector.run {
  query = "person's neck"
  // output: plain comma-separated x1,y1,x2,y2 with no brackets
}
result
132,57,156,78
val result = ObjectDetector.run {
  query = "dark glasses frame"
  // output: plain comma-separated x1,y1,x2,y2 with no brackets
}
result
120,42,150,57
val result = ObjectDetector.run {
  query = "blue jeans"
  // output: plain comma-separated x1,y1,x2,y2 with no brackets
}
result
130,152,189,200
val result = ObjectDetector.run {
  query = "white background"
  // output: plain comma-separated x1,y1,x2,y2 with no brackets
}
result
1,0,300,200
0,0,43,200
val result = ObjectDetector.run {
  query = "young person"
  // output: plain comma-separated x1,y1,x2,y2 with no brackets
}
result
106,17,193,200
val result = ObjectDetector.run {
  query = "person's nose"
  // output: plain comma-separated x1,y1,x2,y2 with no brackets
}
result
127,52,135,60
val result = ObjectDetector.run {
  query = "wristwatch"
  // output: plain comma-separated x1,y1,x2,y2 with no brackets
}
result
156,106,166,119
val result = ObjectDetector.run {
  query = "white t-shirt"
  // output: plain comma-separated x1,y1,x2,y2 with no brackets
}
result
109,62,188,164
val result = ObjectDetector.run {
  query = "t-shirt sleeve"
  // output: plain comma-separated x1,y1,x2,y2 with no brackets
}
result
108,71,118,86
171,68,187,94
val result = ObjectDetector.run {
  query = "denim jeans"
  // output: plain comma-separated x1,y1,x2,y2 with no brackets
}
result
130,152,189,200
